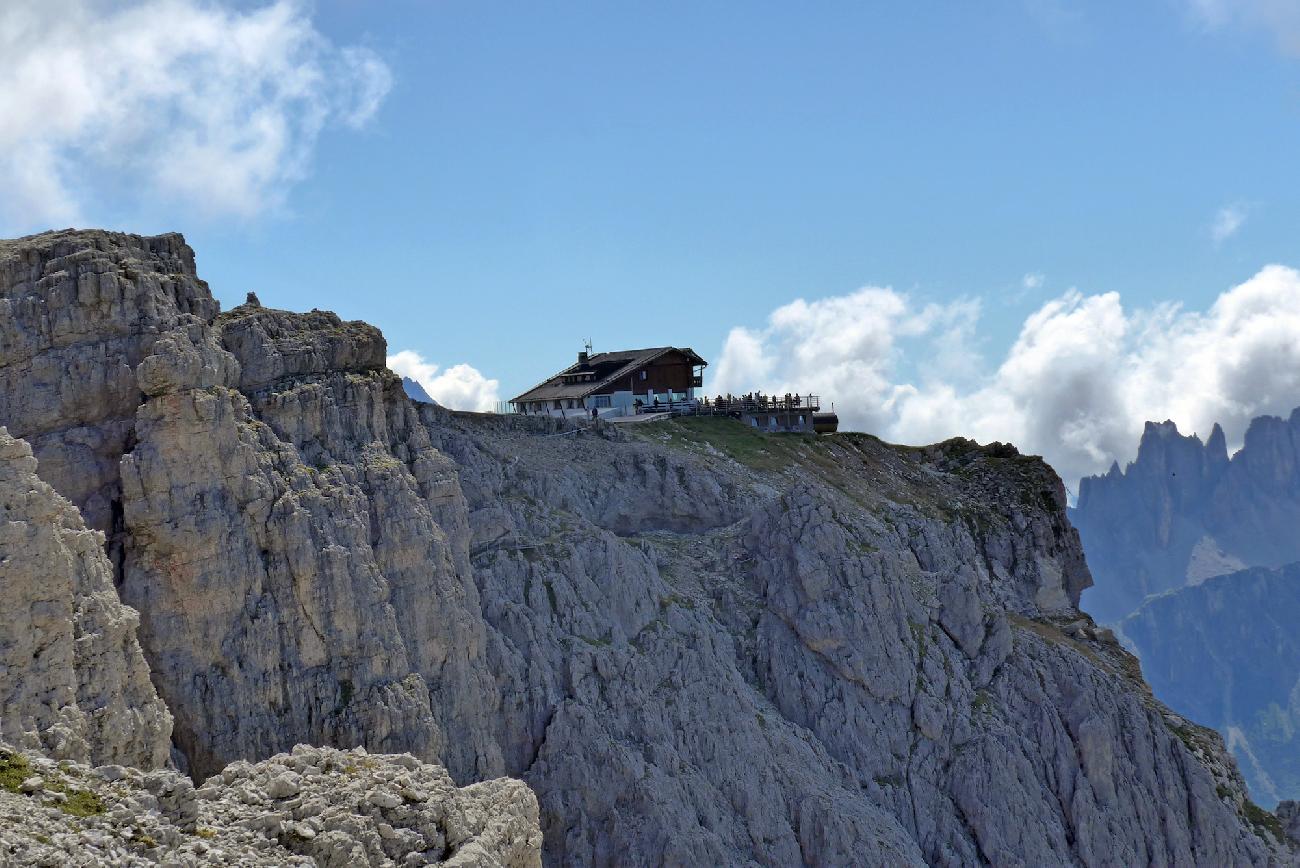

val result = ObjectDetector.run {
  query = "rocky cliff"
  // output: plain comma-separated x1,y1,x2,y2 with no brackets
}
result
1,229,1295,865
0,742,542,866
1120,563,1300,807
1072,414,1300,624
0,426,541,867
0,428,171,769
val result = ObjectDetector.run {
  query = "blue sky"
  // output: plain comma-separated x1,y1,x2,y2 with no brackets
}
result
4,0,1300,485
200,1,1295,372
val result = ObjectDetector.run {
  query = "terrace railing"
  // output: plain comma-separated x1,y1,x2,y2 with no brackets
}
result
635,394,821,416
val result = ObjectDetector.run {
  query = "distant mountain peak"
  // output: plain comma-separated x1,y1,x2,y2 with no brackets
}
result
1133,419,1204,468
1076,407,1300,806
1207,422,1228,464
402,376,438,404
1074,404,1300,624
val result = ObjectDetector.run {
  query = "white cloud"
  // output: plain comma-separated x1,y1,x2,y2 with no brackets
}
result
1212,204,1247,243
1185,0,1300,56
0,0,391,231
712,288,982,432
1022,272,1045,291
714,266,1300,489
388,350,501,413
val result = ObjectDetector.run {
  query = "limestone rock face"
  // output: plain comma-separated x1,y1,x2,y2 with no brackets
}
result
0,230,218,539
119,307,499,783
1280,801,1300,845
1,229,1294,866
218,301,387,393
0,429,171,768
0,743,542,867
429,415,1290,865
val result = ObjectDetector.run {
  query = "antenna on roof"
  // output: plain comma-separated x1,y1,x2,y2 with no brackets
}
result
583,338,593,355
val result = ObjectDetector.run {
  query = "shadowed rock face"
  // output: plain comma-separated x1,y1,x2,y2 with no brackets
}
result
0,428,171,769
1073,414,1300,624
1,229,1295,865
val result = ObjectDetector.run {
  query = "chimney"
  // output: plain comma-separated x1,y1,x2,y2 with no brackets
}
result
578,351,589,366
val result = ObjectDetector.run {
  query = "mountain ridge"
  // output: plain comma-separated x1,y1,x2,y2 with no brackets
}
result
1,229,1295,865
1073,410,1300,624
1119,562,1300,807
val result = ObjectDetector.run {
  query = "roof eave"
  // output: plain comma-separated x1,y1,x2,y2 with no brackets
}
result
510,345,707,403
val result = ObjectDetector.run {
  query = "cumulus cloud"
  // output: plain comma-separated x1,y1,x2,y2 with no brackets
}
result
1023,272,1045,291
387,350,501,413
1212,204,1247,243
1185,0,1300,56
713,266,1300,489
0,0,392,231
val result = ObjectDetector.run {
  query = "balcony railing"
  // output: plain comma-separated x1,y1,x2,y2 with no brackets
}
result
637,394,821,416
695,394,820,414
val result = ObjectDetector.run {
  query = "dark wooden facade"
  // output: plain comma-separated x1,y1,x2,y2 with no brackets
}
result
511,346,707,417
593,349,701,397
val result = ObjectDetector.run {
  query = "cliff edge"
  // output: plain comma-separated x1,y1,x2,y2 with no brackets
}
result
1,229,1295,865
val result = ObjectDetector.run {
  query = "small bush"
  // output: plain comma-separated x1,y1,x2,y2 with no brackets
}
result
1243,800,1285,842
335,678,355,713
0,751,31,793
58,788,105,817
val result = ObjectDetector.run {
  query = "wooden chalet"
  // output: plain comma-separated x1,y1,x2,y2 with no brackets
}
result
510,347,707,419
